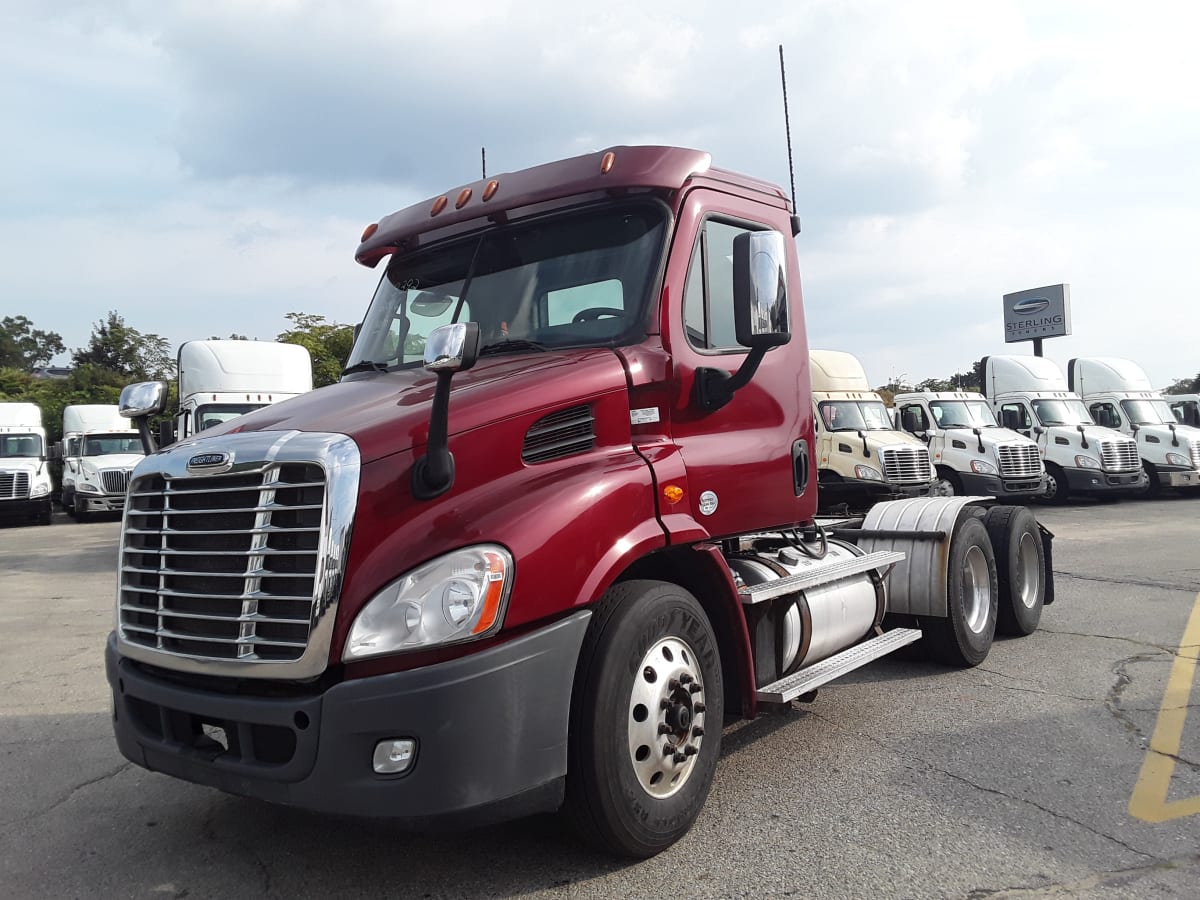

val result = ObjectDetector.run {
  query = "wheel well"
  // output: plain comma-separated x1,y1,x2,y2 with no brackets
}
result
616,549,751,719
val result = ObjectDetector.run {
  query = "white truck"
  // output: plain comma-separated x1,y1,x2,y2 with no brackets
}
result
60,405,146,521
0,402,53,526
169,340,314,443
980,355,1145,502
1068,357,1200,495
893,391,1045,499
810,350,936,510
1168,394,1200,428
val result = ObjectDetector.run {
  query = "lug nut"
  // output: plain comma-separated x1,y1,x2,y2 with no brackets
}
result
673,751,687,763
668,678,680,691
683,745,698,757
692,726,704,737
694,702,706,713
658,723,672,735
663,743,673,756
679,673,693,685
660,699,672,710
688,683,702,694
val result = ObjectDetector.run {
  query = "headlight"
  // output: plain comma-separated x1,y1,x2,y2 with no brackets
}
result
1074,455,1101,469
970,459,997,475
31,482,50,498
1165,452,1191,467
77,482,101,494
344,544,513,661
854,464,883,481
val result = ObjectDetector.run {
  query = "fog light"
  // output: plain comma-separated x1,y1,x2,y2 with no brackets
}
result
373,738,416,774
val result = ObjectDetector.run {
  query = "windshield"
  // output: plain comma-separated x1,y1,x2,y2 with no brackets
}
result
929,400,997,428
345,202,668,372
195,404,266,432
1120,398,1175,426
0,434,42,458
1031,399,1093,427
819,400,895,432
82,433,143,456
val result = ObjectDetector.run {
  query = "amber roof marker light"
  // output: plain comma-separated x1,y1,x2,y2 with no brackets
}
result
360,222,379,242
600,151,616,174
430,196,448,216
455,188,473,209
482,180,499,201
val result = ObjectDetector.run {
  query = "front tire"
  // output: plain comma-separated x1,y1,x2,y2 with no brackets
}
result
563,580,723,858
1040,462,1070,505
934,467,962,497
923,514,998,667
984,506,1045,636
74,496,90,522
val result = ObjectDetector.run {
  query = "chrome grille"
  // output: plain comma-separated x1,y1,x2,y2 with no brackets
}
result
1098,439,1139,472
0,471,31,500
880,447,933,485
1191,440,1200,470
101,469,131,495
997,443,1041,479
119,462,325,663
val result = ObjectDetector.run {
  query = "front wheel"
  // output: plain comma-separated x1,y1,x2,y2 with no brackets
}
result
933,467,962,497
1038,462,1070,505
563,580,723,858
74,496,90,522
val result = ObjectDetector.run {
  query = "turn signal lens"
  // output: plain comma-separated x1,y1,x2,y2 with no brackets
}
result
471,550,508,635
430,196,448,216
482,180,499,201
600,151,616,174
360,222,379,242
455,188,472,209
663,485,684,504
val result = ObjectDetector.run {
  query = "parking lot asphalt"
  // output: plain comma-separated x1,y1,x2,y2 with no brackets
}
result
1,497,1197,899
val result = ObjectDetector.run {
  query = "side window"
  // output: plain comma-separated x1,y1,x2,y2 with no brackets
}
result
1089,402,1121,428
899,404,929,433
66,437,80,457
1000,403,1032,430
682,219,759,351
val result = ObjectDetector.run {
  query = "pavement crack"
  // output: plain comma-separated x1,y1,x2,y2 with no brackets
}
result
964,852,1200,897
1039,627,1178,656
1054,570,1199,593
0,761,132,831
973,668,1098,703
810,712,1155,863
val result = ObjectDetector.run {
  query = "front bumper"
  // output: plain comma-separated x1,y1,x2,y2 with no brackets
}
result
78,494,126,512
958,472,1045,498
107,610,591,824
1064,467,1147,494
0,496,51,520
1160,468,1200,488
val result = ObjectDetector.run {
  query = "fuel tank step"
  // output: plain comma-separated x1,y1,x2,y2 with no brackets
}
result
755,627,922,704
738,550,905,605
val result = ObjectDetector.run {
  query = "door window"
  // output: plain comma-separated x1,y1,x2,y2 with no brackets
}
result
1089,402,1122,428
1000,403,1033,430
683,219,761,351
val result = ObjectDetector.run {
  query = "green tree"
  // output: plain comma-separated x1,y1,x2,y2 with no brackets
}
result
0,316,66,371
71,311,174,380
277,313,354,388
1164,373,1200,394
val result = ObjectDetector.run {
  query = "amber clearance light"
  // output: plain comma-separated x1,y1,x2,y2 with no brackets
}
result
360,222,379,242
455,188,472,209
430,196,448,216
600,151,616,174
482,179,499,201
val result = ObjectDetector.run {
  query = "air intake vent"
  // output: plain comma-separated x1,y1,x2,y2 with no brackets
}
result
522,406,595,464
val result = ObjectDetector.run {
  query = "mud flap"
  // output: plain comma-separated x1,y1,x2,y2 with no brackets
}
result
1039,523,1056,605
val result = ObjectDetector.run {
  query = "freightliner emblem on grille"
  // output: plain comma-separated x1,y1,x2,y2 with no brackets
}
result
187,451,233,473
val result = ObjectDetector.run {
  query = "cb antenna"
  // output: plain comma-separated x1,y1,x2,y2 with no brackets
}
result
482,146,487,179
779,44,801,235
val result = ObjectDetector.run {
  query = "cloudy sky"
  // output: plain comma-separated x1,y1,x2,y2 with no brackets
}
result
3,0,1198,389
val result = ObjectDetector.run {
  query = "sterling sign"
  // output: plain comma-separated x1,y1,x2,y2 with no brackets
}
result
1002,283,1072,344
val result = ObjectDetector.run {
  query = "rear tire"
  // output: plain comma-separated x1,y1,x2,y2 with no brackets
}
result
563,580,723,858
984,506,1045,636
923,514,998,667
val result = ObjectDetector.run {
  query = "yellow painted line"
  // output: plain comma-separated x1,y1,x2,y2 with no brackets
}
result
1128,590,1200,823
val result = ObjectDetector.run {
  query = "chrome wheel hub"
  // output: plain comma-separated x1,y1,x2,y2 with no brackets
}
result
627,636,706,799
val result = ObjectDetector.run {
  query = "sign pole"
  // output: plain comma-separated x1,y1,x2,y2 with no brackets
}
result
1033,337,1043,357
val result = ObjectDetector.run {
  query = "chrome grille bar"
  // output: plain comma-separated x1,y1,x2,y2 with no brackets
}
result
1098,439,1140,473
997,443,1042,479
880,447,933,485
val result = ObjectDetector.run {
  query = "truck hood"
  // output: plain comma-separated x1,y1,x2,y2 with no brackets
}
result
80,453,145,471
942,426,1031,449
0,458,45,475
197,349,629,465
1041,424,1132,447
1135,423,1200,450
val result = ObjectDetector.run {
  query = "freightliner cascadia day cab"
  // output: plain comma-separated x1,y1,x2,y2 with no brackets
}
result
981,355,1144,502
892,391,1045,499
166,340,314,444
808,349,935,510
59,405,146,521
0,402,53,526
1068,357,1200,495
1168,394,1200,428
109,146,1056,858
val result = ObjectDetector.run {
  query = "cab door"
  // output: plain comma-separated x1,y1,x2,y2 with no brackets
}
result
662,188,814,536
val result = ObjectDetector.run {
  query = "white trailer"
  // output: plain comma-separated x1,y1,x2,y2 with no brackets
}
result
0,402,53,526
981,355,1145,502
809,350,936,511
892,390,1045,499
60,405,145,521
1069,357,1200,495
172,341,313,442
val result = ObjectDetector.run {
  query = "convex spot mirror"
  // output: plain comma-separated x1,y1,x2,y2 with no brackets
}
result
410,292,455,317
423,322,480,373
733,230,791,350
119,381,169,419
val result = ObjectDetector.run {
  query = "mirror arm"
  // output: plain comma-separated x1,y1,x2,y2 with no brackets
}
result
694,346,768,413
972,427,984,453
133,417,158,456
412,372,456,500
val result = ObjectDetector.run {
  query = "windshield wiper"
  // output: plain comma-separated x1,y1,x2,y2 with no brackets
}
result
479,339,548,357
341,360,390,376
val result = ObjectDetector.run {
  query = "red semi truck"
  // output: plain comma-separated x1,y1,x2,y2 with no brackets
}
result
109,146,1052,857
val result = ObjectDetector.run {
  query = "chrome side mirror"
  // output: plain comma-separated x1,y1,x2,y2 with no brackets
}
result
733,230,791,349
423,323,480,373
119,381,168,419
